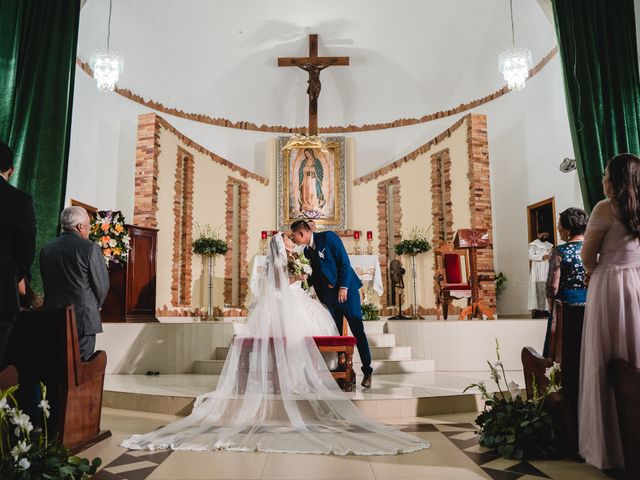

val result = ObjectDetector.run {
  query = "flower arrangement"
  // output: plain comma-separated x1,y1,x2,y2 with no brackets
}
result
395,228,431,256
361,302,380,321
89,210,130,267
464,340,561,460
0,383,101,479
288,252,312,289
192,224,228,256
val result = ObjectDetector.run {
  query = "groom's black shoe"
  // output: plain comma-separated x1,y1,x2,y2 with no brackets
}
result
361,373,372,389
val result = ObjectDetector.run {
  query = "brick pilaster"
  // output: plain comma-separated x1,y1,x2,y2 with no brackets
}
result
133,113,162,228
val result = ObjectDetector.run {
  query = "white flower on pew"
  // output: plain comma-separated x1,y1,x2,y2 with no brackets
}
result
38,399,51,419
507,381,520,400
10,410,33,437
11,439,31,461
18,458,31,470
544,362,561,381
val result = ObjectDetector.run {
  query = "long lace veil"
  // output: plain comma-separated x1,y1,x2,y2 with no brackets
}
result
121,233,428,455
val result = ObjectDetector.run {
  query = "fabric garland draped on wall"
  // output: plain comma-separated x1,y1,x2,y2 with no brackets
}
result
0,0,81,292
553,0,640,211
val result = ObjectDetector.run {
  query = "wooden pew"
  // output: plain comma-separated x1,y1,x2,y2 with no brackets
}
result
0,364,18,391
521,300,585,458
7,307,111,453
609,358,640,480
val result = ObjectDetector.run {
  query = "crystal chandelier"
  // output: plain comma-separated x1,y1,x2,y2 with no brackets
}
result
89,0,124,92
498,0,532,91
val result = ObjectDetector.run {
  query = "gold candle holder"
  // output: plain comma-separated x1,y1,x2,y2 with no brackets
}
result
365,239,373,255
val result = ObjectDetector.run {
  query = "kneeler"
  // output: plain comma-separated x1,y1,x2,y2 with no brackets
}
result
236,318,357,394
313,318,357,392
521,300,584,458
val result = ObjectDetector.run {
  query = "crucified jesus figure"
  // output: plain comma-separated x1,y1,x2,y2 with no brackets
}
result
298,61,335,104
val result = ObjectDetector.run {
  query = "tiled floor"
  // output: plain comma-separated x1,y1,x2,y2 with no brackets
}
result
104,370,527,401
85,408,611,480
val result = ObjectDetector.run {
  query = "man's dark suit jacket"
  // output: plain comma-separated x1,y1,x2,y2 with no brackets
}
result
0,176,36,315
40,231,110,336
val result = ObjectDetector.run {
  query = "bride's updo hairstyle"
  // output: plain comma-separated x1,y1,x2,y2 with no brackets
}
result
606,153,640,239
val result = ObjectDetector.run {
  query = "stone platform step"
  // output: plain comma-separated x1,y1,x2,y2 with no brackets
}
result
193,357,434,375
367,333,396,347
213,344,411,361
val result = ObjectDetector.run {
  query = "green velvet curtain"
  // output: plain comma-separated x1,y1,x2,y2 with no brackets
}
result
553,0,640,211
0,0,80,292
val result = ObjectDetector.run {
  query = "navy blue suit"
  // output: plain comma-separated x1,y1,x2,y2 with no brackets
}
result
305,231,372,375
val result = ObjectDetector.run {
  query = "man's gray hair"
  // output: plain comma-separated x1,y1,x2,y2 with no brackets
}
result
60,206,89,230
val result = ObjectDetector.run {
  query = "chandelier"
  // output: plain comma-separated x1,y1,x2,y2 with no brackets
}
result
498,0,532,91
89,0,124,92
280,133,328,151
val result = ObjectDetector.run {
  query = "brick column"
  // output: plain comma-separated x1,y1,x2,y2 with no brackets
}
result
376,177,402,309
171,147,194,306
430,148,454,249
224,178,250,307
133,113,162,228
467,114,496,309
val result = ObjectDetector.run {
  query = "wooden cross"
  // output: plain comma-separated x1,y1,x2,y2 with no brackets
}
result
278,34,349,136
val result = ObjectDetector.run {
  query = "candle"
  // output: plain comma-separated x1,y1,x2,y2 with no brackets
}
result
270,230,277,236
261,231,267,240
367,231,373,240
354,231,361,240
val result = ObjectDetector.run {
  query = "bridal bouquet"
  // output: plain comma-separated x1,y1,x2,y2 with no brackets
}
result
0,383,101,479
89,210,130,267
288,252,312,289
464,339,561,460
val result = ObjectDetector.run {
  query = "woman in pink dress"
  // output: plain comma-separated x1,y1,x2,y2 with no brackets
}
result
580,153,640,470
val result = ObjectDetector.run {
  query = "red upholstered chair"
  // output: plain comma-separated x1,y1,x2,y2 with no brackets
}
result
435,248,471,320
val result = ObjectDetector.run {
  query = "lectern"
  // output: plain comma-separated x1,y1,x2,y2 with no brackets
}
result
101,225,158,322
453,229,495,320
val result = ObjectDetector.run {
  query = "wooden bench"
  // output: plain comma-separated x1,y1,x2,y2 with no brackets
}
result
521,300,585,458
0,364,18,391
7,307,111,453
609,358,640,480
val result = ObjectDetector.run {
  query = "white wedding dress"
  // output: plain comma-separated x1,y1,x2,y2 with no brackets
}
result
121,234,429,455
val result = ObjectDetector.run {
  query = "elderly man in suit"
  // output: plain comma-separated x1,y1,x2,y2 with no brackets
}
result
0,142,37,368
290,219,373,388
40,206,109,361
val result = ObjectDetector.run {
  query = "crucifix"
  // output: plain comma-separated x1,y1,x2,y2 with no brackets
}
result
278,34,349,136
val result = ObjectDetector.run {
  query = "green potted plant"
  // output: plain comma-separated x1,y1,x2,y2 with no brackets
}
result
394,228,431,319
0,383,101,479
464,340,561,460
192,225,228,320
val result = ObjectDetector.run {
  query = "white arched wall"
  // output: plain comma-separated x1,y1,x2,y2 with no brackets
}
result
67,52,581,316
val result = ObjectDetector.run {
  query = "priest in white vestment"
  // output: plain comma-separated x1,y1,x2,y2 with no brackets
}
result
527,231,553,314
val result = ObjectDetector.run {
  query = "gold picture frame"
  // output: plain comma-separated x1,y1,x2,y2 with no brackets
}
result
276,136,347,231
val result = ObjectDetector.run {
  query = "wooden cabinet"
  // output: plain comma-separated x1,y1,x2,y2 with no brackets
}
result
101,225,158,322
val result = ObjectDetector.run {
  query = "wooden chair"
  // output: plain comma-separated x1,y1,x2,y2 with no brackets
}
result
0,364,18,391
609,358,640,480
7,307,111,453
314,318,357,392
521,300,585,458
434,246,471,320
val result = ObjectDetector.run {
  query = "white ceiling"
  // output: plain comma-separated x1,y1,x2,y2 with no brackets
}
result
78,0,556,129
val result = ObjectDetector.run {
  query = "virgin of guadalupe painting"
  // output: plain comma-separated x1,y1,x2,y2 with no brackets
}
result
276,136,346,231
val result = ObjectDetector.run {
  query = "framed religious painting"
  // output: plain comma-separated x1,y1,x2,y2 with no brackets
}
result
276,136,347,231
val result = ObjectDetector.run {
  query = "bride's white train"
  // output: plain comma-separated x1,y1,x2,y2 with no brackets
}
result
121,233,429,455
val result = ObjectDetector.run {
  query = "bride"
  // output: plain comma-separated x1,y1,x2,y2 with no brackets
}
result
121,233,429,455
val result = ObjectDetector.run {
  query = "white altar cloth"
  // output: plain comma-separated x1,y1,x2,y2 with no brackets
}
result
249,255,383,297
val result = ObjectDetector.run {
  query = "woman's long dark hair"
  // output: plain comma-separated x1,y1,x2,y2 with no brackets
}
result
607,153,640,239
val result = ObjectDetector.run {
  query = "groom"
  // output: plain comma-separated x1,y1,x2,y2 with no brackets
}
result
290,220,373,388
